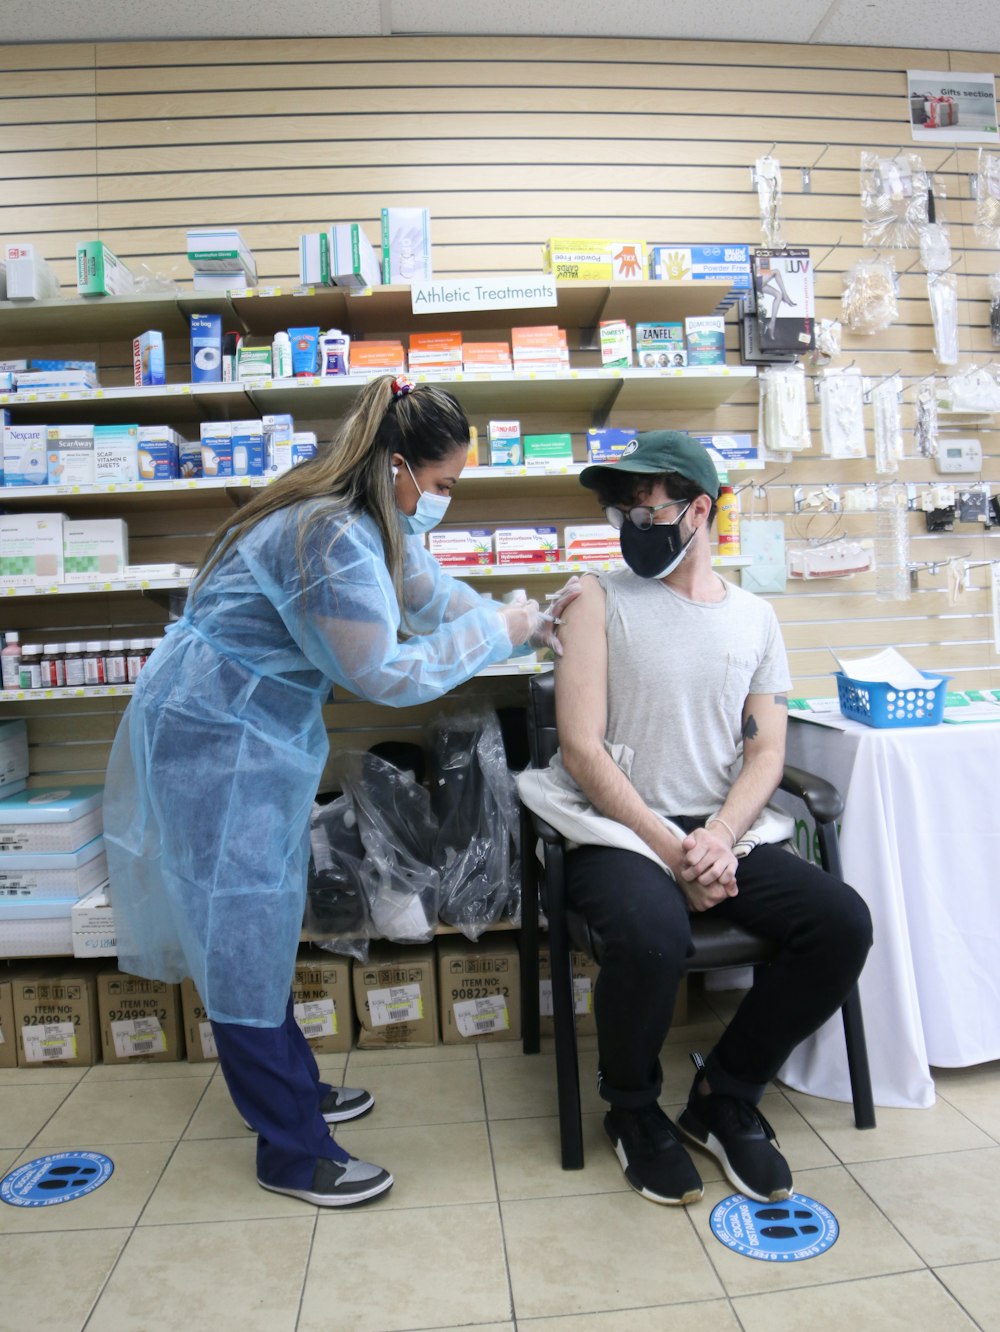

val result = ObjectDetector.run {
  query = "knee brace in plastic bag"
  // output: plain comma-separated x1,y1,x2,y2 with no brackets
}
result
304,794,373,959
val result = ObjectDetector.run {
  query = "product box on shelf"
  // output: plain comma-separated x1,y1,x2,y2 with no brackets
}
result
76,241,134,297
71,886,117,960
542,237,647,282
187,227,257,284
63,517,129,583
465,425,479,466
538,945,600,1036
229,419,265,476
2,423,48,486
0,512,66,588
137,425,181,480
488,420,522,466
190,312,223,383
494,527,560,566
97,969,183,1064
349,341,406,375
685,316,727,366
299,231,331,287
380,208,431,284
178,437,203,479
0,784,103,854
511,326,569,372
0,836,108,904
133,331,165,387
16,368,98,392
12,964,101,1067
635,322,686,369
292,949,353,1054
463,342,512,373
291,432,317,466
599,320,633,368
586,427,639,463
236,344,272,382
427,529,494,567
649,244,752,290
353,942,438,1049
47,425,95,487
692,432,762,470
200,422,233,477
523,433,574,464
331,222,383,290
3,243,61,301
263,414,294,476
564,524,622,563
94,423,140,484
437,935,521,1044
0,721,29,796
179,978,217,1061
0,979,16,1068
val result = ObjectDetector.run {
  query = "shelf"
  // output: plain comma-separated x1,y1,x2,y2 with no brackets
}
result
3,577,191,598
614,365,757,411
449,556,751,578
0,475,263,511
0,292,236,347
0,684,135,702
0,380,253,426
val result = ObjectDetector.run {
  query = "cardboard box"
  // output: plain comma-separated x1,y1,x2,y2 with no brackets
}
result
353,942,438,1049
200,422,233,477
76,241,134,297
349,341,406,374
523,433,573,464
438,935,521,1044
0,784,103,853
187,227,257,283
63,517,129,583
564,523,621,563
2,423,48,486
94,423,140,484
71,886,117,959
0,512,66,588
0,720,29,796
12,964,101,1067
0,979,17,1068
299,231,331,287
542,237,646,282
488,420,522,466
132,331,165,387
46,425,95,488
4,247,61,301
180,977,218,1062
190,312,223,383
494,527,559,566
635,322,686,369
331,222,383,290
599,319,633,368
291,949,353,1054
428,529,494,568
649,244,752,290
97,970,183,1064
229,419,265,476
137,426,181,481
538,946,600,1036
685,316,727,366
380,208,431,284
585,427,639,464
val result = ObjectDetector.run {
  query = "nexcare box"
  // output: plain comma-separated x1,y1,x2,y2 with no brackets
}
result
494,527,560,566
0,513,66,587
63,517,129,583
200,422,233,477
76,241,134,296
94,423,139,483
380,207,432,284
47,425,95,487
586,426,639,463
427,529,494,567
2,423,48,485
331,223,383,290
190,312,223,382
137,425,181,480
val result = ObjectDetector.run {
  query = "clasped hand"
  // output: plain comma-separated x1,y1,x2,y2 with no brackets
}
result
676,825,739,912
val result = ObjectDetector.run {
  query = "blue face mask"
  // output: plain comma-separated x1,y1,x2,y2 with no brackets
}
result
396,460,451,535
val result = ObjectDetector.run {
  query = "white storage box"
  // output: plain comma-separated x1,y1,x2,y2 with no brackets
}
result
72,885,116,958
0,836,107,902
0,902,74,957
0,720,30,794
0,785,104,854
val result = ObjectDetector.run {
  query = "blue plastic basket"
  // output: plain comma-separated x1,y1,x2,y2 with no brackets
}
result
835,670,949,728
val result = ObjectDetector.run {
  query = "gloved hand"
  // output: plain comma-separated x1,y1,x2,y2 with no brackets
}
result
546,575,584,625
498,597,543,648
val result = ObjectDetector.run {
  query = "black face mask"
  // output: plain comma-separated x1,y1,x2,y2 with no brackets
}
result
619,506,693,579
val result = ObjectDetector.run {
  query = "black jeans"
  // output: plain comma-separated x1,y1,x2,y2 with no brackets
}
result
565,834,873,1108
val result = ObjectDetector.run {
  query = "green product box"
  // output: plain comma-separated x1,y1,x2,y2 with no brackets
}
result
523,433,574,463
76,241,134,297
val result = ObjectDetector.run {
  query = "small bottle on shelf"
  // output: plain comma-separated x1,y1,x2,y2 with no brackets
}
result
40,643,66,689
1,631,22,690
63,641,86,688
125,639,145,683
83,641,106,686
18,644,43,690
104,640,128,685
716,484,741,557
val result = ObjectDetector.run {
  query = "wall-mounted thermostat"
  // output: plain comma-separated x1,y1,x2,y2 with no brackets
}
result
935,438,982,474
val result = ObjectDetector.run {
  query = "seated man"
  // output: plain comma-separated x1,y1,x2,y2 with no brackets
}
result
532,430,872,1206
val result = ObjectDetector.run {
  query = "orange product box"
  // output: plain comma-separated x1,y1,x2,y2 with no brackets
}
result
463,342,512,365
408,331,462,354
511,325,567,355
350,341,406,372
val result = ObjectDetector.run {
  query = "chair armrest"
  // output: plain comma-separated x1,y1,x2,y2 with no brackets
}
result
526,809,564,847
780,764,844,824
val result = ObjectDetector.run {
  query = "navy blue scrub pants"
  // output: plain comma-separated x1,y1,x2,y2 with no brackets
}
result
211,994,349,1188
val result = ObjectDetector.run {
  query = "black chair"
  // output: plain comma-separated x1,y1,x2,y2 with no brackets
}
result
518,672,876,1171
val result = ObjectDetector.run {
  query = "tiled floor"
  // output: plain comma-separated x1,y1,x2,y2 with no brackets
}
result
1,985,998,1331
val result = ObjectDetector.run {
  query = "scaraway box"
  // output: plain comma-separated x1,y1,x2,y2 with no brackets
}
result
353,942,438,1049
12,964,101,1067
97,969,183,1064
538,946,600,1037
180,977,217,1063
292,948,352,1054
438,935,521,1045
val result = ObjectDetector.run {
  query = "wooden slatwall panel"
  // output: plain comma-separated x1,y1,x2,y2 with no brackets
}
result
2,35,1000,786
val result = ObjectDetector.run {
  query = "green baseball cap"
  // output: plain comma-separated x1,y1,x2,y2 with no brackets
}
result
580,429,721,500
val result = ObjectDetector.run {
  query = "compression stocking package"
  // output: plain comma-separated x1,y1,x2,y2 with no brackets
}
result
751,249,815,354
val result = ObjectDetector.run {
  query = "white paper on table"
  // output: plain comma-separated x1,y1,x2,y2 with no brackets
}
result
832,647,943,689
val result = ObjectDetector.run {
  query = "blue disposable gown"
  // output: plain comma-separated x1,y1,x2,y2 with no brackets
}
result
103,503,514,1027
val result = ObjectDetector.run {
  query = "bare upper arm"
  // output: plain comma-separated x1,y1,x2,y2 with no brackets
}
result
554,575,608,758
741,692,788,762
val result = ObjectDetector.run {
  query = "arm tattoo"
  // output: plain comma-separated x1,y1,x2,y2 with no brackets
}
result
774,695,789,707
742,713,759,741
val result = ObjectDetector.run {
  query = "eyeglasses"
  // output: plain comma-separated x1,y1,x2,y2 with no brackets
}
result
603,498,690,531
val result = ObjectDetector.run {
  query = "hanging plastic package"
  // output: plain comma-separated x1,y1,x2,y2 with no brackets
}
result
990,274,1000,348
740,516,788,594
974,149,1000,245
860,151,929,249
918,184,951,273
330,750,440,944
914,377,939,457
820,368,867,459
872,375,905,474
427,709,521,939
928,271,959,366
841,258,898,334
875,486,911,603
304,794,373,961
759,365,811,457
755,155,784,248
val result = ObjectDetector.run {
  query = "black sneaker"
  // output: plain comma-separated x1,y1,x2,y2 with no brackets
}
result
258,1154,393,1207
320,1086,374,1123
678,1068,792,1204
604,1103,704,1206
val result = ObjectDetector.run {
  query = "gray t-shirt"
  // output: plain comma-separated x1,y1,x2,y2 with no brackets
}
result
598,569,792,816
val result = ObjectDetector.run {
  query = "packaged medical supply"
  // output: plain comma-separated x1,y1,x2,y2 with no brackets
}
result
186,227,257,285
291,432,317,466
132,331,165,386
542,237,646,281
0,719,29,793
408,331,462,370
15,369,98,391
63,517,129,583
649,244,752,290
330,223,382,289
685,315,727,366
716,486,741,556
463,342,512,373
222,331,242,382
2,423,48,485
30,359,96,372
466,425,480,466
349,341,406,374
427,529,494,567
1,638,23,694
494,527,560,566
488,420,522,465
192,271,252,293
564,524,622,562
692,432,761,470
523,433,573,464
93,423,139,483
235,344,272,381
319,328,350,376
271,331,293,378
200,422,233,477
299,231,331,286
0,513,66,587
178,437,202,479
511,326,569,372
190,313,223,382
586,426,639,463
76,240,134,296
3,243,61,301
229,419,265,476
599,320,633,368
136,425,181,480
289,327,320,376
635,322,686,368
380,208,432,284
72,887,117,960
263,414,294,476
46,425,95,487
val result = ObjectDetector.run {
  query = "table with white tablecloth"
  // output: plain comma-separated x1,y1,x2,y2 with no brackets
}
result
775,715,1000,1110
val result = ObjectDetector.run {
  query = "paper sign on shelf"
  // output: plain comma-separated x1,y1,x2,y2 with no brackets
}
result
411,274,557,315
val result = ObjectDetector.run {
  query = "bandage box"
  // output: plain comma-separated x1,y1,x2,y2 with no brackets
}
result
71,887,116,959
2,423,48,485
586,427,639,463
0,980,15,1068
542,237,646,281
599,320,633,368
428,529,494,567
97,970,183,1064
190,312,223,383
291,432,317,466
76,241,134,296
488,420,522,466
538,946,600,1036
132,330,165,386
230,419,265,476
649,244,752,290
380,207,432,284
0,512,66,587
63,517,129,583
292,949,353,1054
0,785,103,855
180,978,217,1062
179,437,203,479
564,524,622,563
636,322,686,369
47,425,95,487
13,964,101,1067
137,426,181,480
523,433,574,464
299,231,331,287
331,222,383,290
494,527,560,566
685,316,727,366
693,432,762,471
94,423,140,484
263,414,294,476
353,942,438,1048
437,936,521,1045
200,422,233,478
0,721,29,796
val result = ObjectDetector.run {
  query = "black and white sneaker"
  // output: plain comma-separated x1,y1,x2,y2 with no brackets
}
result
320,1085,374,1123
678,1064,792,1204
604,1103,704,1206
258,1154,393,1207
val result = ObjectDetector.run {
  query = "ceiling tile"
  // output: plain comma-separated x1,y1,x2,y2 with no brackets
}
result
1,0,383,41
813,0,999,53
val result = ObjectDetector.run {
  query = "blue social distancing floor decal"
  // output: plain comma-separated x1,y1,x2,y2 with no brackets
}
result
1,1151,114,1208
710,1192,838,1261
